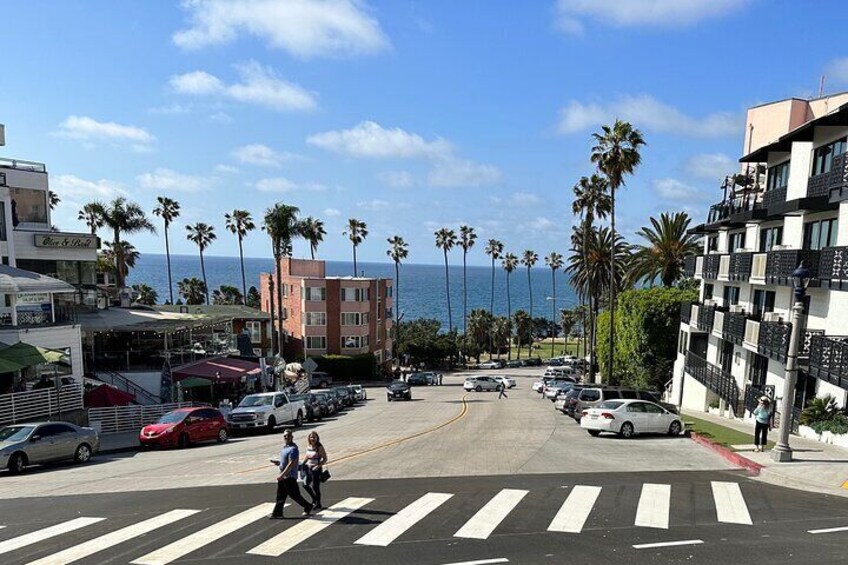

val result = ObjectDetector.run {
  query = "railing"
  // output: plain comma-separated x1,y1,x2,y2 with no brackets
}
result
683,256,696,278
702,255,722,280
0,305,77,328
744,319,760,348
807,153,848,199
765,249,820,285
758,321,791,363
94,371,160,405
808,335,848,391
807,172,831,198
88,402,201,434
728,252,753,281
818,246,848,289
724,312,747,345
0,157,47,173
680,301,692,324
684,352,740,409
802,329,825,357
696,304,716,332
762,186,787,208
828,153,848,201
0,384,83,426
706,193,760,224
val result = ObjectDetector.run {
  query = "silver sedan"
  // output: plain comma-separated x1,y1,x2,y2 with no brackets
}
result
0,421,100,474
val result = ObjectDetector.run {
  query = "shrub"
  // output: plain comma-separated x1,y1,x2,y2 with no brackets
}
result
811,414,848,435
800,395,840,425
314,354,377,381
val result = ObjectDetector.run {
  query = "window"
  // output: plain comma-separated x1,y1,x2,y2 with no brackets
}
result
341,313,359,326
766,161,790,191
723,286,740,306
341,287,370,302
759,226,783,252
342,335,363,348
306,336,327,350
305,287,326,301
386,286,393,298
728,231,746,252
580,389,600,402
703,284,714,300
10,188,48,225
643,403,664,414
748,353,768,386
803,218,838,250
678,330,689,355
812,137,847,176
720,340,733,374
751,290,775,319
245,320,262,343
362,312,369,325
707,236,718,252
305,312,327,326
627,402,647,413
385,307,393,320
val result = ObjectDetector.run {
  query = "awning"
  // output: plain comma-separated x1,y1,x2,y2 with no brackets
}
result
172,357,261,383
0,342,67,372
0,265,77,294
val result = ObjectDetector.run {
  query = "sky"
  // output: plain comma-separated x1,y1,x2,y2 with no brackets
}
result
2,0,848,266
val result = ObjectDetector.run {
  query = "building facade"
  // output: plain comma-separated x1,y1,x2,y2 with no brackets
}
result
260,258,393,365
674,94,848,425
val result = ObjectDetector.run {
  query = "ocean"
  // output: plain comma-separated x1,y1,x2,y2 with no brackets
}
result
127,253,578,331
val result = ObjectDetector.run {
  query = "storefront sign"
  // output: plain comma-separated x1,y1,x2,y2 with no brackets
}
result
34,234,98,249
16,293,50,306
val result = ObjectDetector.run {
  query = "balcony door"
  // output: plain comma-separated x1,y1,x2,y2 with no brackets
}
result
720,340,734,374
747,352,768,387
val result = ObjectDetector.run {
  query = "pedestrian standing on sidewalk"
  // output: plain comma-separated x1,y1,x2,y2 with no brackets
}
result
270,429,313,519
498,382,507,400
302,431,328,510
753,396,771,452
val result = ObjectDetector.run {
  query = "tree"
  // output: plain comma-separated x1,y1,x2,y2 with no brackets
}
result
591,120,646,383
212,285,244,305
300,217,326,260
344,218,368,276
491,316,512,359
435,228,458,332
512,309,532,358
263,203,302,356
224,209,255,302
458,226,477,336
101,197,155,289
630,211,702,287
186,222,216,305
386,235,409,355
521,250,538,351
245,286,261,309
501,252,518,360
396,319,458,369
544,251,564,358
152,196,181,305
132,284,158,306
484,239,504,316
48,191,60,210
467,308,494,362
101,241,139,285
78,202,105,235
178,277,207,306
559,307,579,351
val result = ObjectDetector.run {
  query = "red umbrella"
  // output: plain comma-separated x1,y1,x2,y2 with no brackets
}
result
84,384,136,408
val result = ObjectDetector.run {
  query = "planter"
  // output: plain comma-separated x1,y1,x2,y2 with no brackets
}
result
798,424,821,441
834,432,848,449
708,407,721,415
796,424,848,447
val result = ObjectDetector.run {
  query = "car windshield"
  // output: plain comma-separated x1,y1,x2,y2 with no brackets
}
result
597,401,625,410
0,425,34,442
389,381,408,389
238,395,273,407
158,411,188,424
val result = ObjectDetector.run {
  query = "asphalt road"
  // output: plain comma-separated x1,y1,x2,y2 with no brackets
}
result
1,471,847,565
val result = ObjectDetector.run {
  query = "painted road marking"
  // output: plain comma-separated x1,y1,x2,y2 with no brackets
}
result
711,481,752,525
547,485,602,534
131,503,275,564
248,498,373,557
809,526,848,534
441,559,509,565
454,489,529,539
0,518,105,557
355,493,454,547
635,483,671,529
633,539,704,550
27,510,200,565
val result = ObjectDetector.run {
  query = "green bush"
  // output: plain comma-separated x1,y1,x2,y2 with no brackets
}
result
313,354,377,381
800,395,840,425
811,414,848,435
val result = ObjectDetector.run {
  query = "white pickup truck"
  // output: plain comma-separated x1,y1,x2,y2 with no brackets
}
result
227,392,306,433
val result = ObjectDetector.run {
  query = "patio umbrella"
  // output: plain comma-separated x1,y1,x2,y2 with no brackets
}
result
0,342,66,371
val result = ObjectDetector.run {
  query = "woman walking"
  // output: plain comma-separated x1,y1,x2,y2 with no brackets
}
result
753,396,771,452
302,431,328,510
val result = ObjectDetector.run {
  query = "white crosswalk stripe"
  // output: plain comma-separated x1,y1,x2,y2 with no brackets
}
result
355,492,454,547
711,481,752,525
248,498,374,557
547,485,601,534
634,483,670,529
131,503,275,565
454,489,528,539
26,509,200,565
0,518,105,557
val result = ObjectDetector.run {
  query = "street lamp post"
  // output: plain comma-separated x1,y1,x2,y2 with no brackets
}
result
772,263,811,462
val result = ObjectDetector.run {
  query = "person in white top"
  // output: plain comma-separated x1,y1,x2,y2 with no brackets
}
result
302,431,328,510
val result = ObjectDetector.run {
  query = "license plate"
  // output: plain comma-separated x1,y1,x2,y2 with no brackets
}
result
590,415,598,420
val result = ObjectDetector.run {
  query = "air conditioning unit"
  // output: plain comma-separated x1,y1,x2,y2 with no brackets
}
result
762,312,782,323
729,305,745,313
703,299,716,307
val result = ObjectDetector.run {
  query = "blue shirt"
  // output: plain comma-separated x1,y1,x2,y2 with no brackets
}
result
279,444,299,478
754,406,770,424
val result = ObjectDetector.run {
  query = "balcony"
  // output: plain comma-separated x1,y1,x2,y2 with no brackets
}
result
762,186,787,209
818,246,848,290
683,256,696,278
696,303,717,333
706,193,763,226
680,301,692,324
702,255,721,280
758,320,791,363
828,153,848,202
728,252,753,281
0,157,47,173
0,305,77,328
808,335,848,391
684,352,740,408
765,249,820,286
723,311,747,345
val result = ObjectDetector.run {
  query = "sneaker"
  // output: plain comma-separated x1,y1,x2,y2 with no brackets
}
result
302,504,313,516
269,514,284,520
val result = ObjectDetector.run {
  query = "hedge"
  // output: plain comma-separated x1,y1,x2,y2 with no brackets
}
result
313,353,378,381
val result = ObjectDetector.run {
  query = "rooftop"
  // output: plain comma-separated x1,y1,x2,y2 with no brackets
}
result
78,304,268,333
0,157,46,174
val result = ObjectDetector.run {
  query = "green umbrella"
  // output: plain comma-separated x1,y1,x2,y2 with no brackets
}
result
0,342,66,372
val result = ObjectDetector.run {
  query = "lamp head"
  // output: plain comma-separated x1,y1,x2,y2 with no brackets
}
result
792,263,811,300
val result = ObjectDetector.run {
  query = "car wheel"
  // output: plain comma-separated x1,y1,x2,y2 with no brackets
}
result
668,421,682,436
217,428,229,443
266,416,277,434
619,422,635,439
475,385,482,392
7,452,26,474
587,430,600,437
295,412,304,428
74,443,92,464
387,395,392,402
177,433,190,449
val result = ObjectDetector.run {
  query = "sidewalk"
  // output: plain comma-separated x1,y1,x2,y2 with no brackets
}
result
686,410,848,498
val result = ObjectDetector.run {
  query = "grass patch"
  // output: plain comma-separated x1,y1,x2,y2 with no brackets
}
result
683,413,774,451
478,339,585,361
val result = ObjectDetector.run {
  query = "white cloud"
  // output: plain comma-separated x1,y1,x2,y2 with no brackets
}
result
357,199,392,211
255,177,327,193
653,178,706,201
215,164,239,174
51,174,128,200
136,168,213,193
826,57,848,85
428,158,502,188
557,94,741,138
169,61,317,112
530,217,556,231
377,170,415,188
324,208,341,217
510,191,541,206
209,111,234,123
308,121,451,159
148,103,192,115
173,0,390,58
554,0,750,35
684,153,735,181
232,143,300,167
54,116,155,144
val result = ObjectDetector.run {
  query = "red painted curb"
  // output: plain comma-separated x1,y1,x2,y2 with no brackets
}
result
690,432,763,476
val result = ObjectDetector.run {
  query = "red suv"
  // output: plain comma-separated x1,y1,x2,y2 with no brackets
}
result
139,407,229,449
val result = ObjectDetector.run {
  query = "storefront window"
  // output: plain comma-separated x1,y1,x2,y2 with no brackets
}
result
11,188,48,224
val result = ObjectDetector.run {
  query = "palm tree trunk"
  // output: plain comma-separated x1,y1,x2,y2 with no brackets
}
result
395,260,400,361
268,273,277,358
463,251,468,335
527,266,533,357
113,230,123,289
608,187,616,384
276,253,284,357
506,273,512,361
165,224,174,304
238,236,247,304
444,250,452,333
310,243,315,261
490,258,495,358
352,244,357,276
199,249,209,305
551,268,556,358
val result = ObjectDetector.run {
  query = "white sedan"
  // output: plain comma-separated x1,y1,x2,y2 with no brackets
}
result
493,375,516,389
580,399,684,439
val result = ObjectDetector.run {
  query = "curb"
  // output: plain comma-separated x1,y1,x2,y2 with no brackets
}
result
689,431,763,476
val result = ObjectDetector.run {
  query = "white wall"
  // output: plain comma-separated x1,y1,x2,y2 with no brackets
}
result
786,141,813,200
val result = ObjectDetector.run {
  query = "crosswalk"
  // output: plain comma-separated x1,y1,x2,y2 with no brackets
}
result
0,481,763,563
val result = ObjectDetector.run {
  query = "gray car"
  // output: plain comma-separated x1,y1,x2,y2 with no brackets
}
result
0,421,100,474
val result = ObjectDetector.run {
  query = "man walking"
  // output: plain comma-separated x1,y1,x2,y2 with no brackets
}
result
270,429,313,519
498,382,507,400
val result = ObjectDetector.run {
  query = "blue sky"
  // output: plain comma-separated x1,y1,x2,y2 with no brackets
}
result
2,0,848,266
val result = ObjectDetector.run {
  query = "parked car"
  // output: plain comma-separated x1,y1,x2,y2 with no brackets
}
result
493,375,516,389
420,371,441,385
309,371,333,389
228,392,306,432
464,375,500,392
557,386,586,416
544,358,564,367
1,422,100,474
580,399,684,438
386,380,412,401
543,379,576,400
544,366,577,378
479,359,505,369
332,386,355,407
532,376,554,393
505,359,522,368
313,391,338,415
140,408,228,449
524,357,543,367
350,384,367,401
291,393,324,422
406,373,430,386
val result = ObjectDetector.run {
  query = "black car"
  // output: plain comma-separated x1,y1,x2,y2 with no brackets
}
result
406,373,429,386
525,357,543,367
291,393,324,422
332,386,354,408
386,380,412,401
313,391,338,415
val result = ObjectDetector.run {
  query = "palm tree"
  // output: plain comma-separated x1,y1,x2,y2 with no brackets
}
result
224,209,255,302
186,222,216,304
484,239,504,315
263,203,302,356
78,202,105,235
48,191,60,210
178,277,207,306
501,252,518,360
467,308,494,362
212,285,244,305
300,217,326,260
435,228,458,332
101,197,155,289
521,250,538,350
386,236,409,346
101,240,140,285
152,197,181,305
512,309,532,359
132,284,158,305
458,226,477,335
630,212,702,287
344,218,368,276
544,251,564,358
491,316,512,360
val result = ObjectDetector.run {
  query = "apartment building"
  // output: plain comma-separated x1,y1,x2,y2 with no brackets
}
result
259,258,393,365
674,93,848,424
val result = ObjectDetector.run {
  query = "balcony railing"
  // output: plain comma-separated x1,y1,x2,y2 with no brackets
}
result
706,193,761,224
0,305,77,328
683,256,696,278
818,246,848,290
0,157,47,173
762,186,787,208
727,252,753,281
723,312,747,345
808,335,848,391
807,153,848,199
702,255,721,280
680,301,692,324
696,303,717,332
758,321,791,363
684,352,740,409
765,249,820,286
